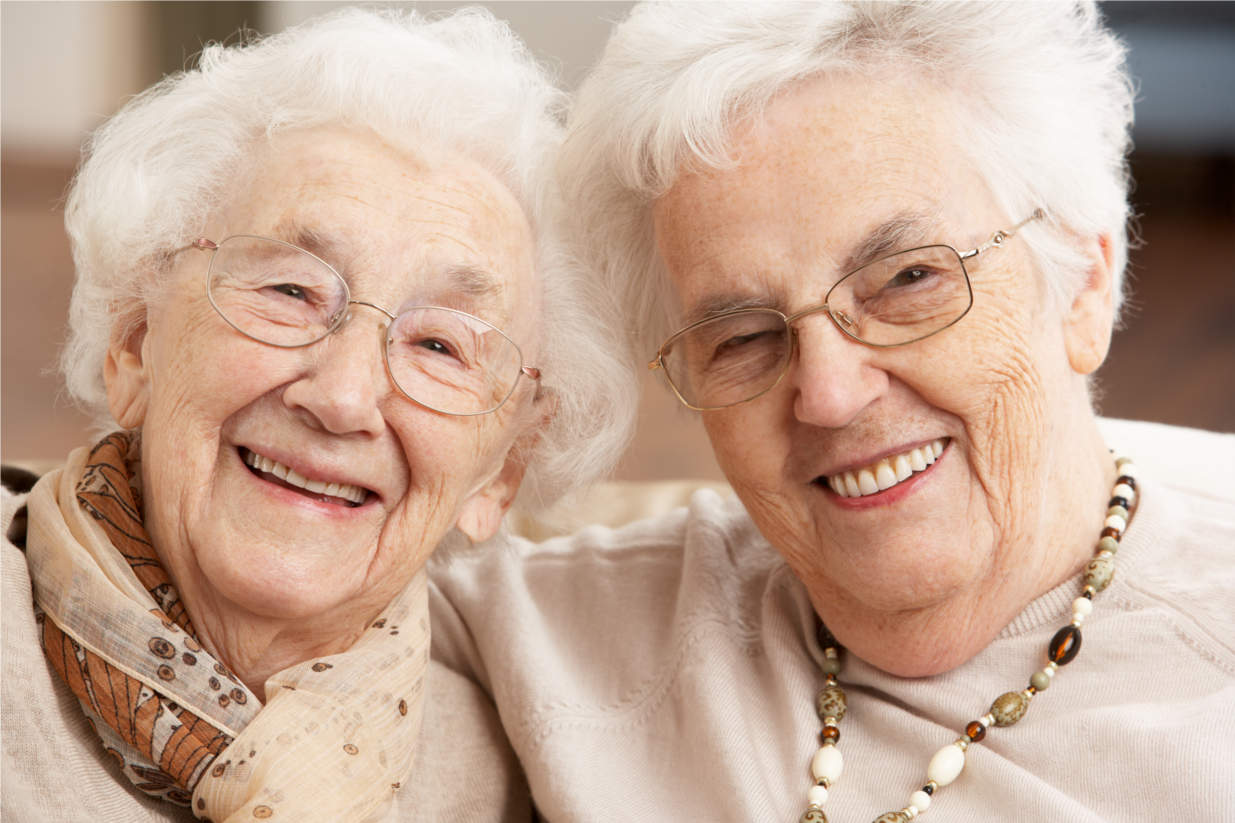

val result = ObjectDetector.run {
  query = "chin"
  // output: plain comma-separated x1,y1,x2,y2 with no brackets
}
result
201,552,366,622
803,528,987,612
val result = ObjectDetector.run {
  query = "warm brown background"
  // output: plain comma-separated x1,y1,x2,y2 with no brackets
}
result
3,2,1232,480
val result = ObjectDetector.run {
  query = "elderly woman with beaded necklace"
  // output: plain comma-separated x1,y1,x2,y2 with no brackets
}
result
419,2,1235,821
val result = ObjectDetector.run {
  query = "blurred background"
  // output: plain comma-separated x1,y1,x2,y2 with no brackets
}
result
3,1,1233,480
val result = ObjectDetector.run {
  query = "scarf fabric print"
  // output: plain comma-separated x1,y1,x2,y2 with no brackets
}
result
24,433,428,822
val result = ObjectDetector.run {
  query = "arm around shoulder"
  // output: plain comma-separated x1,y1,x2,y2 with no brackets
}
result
397,657,532,822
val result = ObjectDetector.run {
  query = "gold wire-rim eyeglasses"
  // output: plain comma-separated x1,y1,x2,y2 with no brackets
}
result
185,235,541,417
649,210,1045,411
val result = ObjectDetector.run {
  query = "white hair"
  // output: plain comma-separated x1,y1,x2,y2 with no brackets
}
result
561,0,1136,356
62,6,635,510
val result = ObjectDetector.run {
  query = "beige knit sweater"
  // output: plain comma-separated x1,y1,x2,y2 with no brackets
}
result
425,419,1235,821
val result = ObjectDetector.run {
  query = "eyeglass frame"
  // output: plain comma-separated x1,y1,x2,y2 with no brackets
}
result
649,209,1045,411
182,234,541,417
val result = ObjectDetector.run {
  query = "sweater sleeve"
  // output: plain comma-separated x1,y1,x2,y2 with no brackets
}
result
398,578,532,822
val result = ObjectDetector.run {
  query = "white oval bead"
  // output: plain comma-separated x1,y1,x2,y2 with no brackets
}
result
811,745,843,783
1104,514,1126,532
807,785,829,807
1072,596,1093,618
910,790,932,811
1112,482,1135,503
926,743,965,786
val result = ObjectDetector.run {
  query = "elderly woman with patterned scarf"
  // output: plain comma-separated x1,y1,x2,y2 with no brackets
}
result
422,2,1235,821
0,8,631,822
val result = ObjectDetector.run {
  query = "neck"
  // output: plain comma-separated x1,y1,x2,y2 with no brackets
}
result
811,417,1117,678
178,592,376,701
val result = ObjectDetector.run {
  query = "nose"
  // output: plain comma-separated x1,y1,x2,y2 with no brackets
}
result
788,313,888,428
281,308,388,437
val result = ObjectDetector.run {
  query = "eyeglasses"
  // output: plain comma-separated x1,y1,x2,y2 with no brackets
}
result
191,235,540,416
650,210,1044,411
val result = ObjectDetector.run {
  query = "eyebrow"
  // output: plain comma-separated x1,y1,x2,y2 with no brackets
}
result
274,222,351,266
834,210,945,275
440,264,505,301
678,210,944,325
271,221,505,304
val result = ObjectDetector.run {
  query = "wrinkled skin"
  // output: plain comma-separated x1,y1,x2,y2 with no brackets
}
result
652,74,1116,676
105,126,546,696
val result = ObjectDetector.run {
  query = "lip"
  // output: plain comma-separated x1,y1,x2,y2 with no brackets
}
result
813,438,949,508
235,445,382,510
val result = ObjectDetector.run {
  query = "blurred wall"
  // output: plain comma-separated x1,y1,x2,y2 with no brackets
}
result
2,2,1232,480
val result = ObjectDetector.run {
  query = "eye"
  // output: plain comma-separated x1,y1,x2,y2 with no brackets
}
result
886,267,934,288
418,338,456,357
716,330,770,352
270,283,308,300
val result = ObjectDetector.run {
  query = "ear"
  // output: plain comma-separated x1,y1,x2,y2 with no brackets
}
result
103,313,151,429
1062,233,1116,376
456,391,556,543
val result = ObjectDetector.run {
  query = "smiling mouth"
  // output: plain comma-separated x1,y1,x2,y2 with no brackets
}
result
819,438,948,498
241,448,370,507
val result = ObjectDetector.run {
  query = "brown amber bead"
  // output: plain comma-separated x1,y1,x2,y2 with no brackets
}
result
1100,526,1120,540
965,720,987,742
820,725,840,745
1116,475,1136,491
1048,625,1083,665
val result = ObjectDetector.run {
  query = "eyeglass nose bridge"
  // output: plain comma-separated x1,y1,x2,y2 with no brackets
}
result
328,298,397,332
781,301,862,359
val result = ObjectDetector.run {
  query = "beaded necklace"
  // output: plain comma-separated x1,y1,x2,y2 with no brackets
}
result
799,455,1137,823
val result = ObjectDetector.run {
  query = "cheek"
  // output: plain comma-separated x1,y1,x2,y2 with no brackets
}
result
703,408,785,493
388,412,485,498
143,308,225,431
932,290,1058,532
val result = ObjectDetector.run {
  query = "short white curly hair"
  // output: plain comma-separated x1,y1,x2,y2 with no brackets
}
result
561,0,1136,357
61,6,636,510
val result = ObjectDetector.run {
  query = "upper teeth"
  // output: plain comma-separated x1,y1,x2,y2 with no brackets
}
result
243,451,367,504
826,439,945,498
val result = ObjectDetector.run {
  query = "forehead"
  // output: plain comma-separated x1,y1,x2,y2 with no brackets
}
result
211,127,536,320
653,73,991,313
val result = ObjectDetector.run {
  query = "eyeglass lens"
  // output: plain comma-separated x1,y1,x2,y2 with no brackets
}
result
205,235,524,414
660,244,971,409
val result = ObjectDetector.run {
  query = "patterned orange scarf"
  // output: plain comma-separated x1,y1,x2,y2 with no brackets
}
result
38,432,238,805
26,432,429,822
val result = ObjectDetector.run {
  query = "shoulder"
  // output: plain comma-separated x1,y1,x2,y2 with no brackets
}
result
1100,417,1235,545
1099,418,1235,670
3,481,183,822
430,487,774,627
1099,417,1234,491
427,485,787,695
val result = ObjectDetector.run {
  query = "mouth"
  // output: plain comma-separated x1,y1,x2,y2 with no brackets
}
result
241,448,371,507
818,438,948,499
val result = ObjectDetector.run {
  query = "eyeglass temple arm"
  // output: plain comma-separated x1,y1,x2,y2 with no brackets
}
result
164,237,219,260
958,208,1045,260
